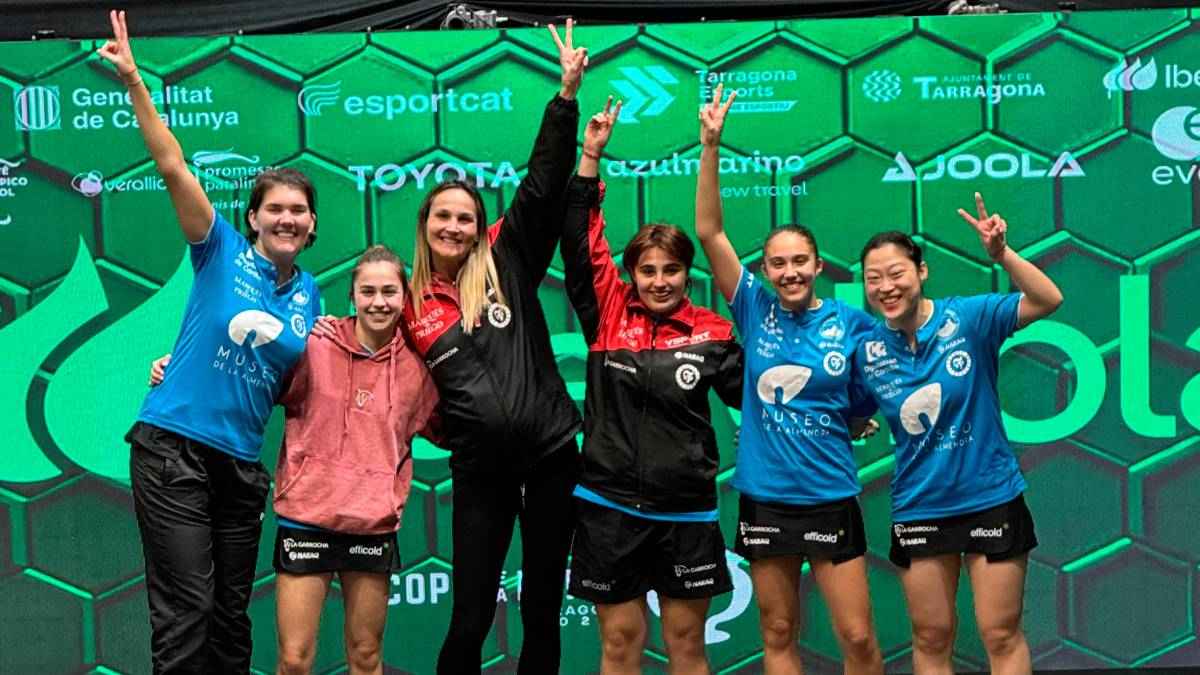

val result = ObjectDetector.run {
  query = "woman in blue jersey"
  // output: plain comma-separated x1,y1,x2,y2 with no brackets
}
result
855,206,1061,675
695,85,884,674
100,11,322,673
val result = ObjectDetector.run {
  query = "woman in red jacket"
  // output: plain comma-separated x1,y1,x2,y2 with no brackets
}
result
152,245,438,675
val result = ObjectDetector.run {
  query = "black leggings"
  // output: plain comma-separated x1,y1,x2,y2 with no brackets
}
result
437,444,578,675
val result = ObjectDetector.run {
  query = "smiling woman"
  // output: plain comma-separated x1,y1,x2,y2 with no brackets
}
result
97,10,324,673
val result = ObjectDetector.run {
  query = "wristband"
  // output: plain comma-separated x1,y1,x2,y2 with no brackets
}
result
122,71,143,89
582,149,602,161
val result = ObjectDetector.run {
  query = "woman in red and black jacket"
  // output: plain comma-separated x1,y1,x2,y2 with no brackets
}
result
402,22,585,675
559,99,744,673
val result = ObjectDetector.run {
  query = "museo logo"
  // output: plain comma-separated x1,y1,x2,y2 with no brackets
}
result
1103,58,1157,97
611,66,677,124
862,69,902,102
882,151,1084,182
227,309,284,348
14,85,61,131
756,365,813,405
298,81,341,115
899,382,942,435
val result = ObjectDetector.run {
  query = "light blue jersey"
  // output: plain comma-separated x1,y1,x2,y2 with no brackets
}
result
855,293,1024,521
729,267,877,505
138,213,320,462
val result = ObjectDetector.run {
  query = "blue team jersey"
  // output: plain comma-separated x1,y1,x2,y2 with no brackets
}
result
137,213,321,462
729,267,877,505
855,293,1024,521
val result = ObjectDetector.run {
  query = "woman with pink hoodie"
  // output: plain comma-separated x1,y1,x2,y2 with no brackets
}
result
151,245,438,674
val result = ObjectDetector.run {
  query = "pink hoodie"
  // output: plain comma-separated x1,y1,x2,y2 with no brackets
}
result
274,316,439,535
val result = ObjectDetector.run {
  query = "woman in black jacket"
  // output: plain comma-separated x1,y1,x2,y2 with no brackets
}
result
559,98,744,674
401,21,587,675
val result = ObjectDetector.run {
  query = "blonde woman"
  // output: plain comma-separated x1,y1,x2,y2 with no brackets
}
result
402,20,587,675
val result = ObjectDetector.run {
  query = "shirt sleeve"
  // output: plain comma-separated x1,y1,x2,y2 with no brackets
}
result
277,339,312,414
188,211,233,273
843,305,880,418
960,293,1022,354
712,340,745,410
728,266,769,337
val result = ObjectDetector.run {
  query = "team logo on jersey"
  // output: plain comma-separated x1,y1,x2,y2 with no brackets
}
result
865,340,887,362
823,351,847,377
756,365,812,405
945,349,972,377
761,307,784,339
899,382,942,435
228,310,285,348
818,316,845,342
355,388,374,408
292,290,310,306
234,248,262,280
290,313,308,338
675,363,701,390
487,303,512,329
936,310,960,340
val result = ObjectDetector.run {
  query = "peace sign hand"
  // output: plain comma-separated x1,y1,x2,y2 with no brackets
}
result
96,10,139,81
584,96,622,154
699,83,737,147
956,192,1008,262
548,18,587,100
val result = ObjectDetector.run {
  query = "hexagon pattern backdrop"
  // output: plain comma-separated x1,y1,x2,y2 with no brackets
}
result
1,7,1199,674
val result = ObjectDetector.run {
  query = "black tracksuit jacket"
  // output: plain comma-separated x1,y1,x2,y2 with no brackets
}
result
560,175,744,513
405,95,581,474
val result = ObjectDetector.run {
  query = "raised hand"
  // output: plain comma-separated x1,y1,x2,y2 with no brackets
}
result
957,192,1008,262
96,10,139,83
699,83,737,147
548,18,587,100
583,96,622,155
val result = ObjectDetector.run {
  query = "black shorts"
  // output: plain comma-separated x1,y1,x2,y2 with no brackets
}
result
889,494,1038,568
733,494,867,564
568,499,733,604
273,524,401,575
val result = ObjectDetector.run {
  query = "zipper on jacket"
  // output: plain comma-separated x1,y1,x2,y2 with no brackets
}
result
633,317,661,510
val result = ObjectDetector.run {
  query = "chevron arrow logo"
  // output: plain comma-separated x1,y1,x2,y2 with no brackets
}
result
611,66,678,124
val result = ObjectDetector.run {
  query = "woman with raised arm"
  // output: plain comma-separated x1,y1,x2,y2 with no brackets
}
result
855,200,1062,675
100,10,322,673
560,98,744,675
397,20,586,675
694,84,884,675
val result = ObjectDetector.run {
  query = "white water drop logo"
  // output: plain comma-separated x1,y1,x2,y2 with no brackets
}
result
648,550,752,644
899,382,942,435
228,310,285,348
1102,57,1157,98
756,365,812,405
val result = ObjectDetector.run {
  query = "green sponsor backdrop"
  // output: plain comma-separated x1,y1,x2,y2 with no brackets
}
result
1,7,1199,673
